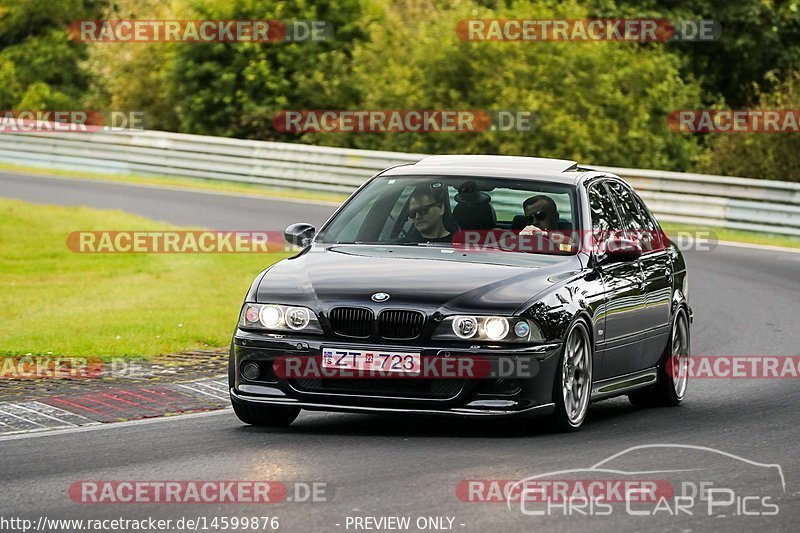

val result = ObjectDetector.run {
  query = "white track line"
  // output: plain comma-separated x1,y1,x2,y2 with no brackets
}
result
175,383,228,400
0,406,48,428
0,401,100,436
198,379,229,392
192,384,229,400
11,402,73,424
714,240,800,254
24,401,98,425
0,408,232,442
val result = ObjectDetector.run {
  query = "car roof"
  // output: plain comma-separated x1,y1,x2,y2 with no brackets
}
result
379,155,594,185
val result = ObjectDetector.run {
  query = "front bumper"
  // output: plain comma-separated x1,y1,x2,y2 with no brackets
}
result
231,329,562,417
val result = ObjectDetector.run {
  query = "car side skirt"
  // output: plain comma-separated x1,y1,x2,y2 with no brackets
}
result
590,367,658,401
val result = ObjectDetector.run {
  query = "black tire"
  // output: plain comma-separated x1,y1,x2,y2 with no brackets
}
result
549,319,593,432
232,400,300,427
228,340,301,427
629,307,690,408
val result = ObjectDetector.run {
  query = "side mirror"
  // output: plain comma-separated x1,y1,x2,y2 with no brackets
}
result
284,223,316,248
599,237,642,265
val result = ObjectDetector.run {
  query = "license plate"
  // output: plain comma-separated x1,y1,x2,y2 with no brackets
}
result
322,348,421,374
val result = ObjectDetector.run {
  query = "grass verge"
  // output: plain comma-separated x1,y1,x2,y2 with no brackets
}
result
660,223,800,250
0,198,287,359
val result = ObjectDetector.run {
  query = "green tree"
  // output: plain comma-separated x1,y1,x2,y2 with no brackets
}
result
696,74,800,181
0,58,20,107
0,0,108,108
170,0,368,139
85,0,189,131
303,0,705,170
590,0,800,107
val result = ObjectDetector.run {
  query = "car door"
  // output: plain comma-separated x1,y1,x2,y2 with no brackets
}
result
606,180,673,370
588,181,646,380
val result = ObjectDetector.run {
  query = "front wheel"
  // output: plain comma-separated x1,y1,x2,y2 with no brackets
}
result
549,319,593,432
629,307,690,407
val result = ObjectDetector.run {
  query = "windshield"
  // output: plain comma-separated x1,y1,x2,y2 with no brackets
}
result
316,176,579,255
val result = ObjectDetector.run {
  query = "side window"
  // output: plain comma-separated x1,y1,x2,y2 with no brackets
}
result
588,182,623,249
606,181,658,250
631,191,666,250
589,182,621,231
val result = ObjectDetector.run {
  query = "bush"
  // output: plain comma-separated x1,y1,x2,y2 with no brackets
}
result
695,74,800,182
300,0,705,170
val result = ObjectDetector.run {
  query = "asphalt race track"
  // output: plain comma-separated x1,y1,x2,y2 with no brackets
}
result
1,172,799,532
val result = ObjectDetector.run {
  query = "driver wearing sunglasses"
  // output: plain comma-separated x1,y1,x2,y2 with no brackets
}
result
406,188,453,242
520,195,559,235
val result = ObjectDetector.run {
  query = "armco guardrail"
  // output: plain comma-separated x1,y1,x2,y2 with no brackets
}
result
1,129,799,236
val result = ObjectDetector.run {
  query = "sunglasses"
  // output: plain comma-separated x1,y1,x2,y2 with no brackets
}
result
408,202,440,219
528,211,548,223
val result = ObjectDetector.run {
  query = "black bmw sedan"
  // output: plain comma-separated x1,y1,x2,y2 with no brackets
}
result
229,155,691,431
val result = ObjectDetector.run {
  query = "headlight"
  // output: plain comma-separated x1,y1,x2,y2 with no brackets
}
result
453,316,479,339
483,317,509,340
285,307,310,330
239,303,322,334
437,316,543,343
259,306,283,328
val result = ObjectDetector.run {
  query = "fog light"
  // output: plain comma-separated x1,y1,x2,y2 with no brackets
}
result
241,362,260,381
496,378,522,395
484,317,509,340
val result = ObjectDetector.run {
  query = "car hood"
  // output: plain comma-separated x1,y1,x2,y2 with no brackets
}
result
255,244,583,315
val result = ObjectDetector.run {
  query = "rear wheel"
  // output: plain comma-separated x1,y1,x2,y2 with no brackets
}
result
549,319,593,432
629,307,690,407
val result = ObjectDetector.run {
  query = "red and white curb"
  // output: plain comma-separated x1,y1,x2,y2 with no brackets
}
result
0,401,99,434
0,378,227,436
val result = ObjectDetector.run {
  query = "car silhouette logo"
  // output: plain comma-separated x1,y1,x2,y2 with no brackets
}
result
371,292,390,302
